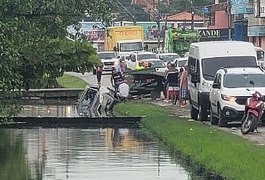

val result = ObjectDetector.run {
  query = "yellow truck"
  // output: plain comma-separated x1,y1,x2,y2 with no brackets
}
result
105,26,144,57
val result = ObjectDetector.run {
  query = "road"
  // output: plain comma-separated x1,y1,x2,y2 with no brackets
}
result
67,71,265,145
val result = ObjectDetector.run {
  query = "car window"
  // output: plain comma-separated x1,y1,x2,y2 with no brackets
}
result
98,53,115,59
201,56,257,81
138,54,158,60
150,61,165,68
160,54,180,62
177,60,187,67
223,73,265,88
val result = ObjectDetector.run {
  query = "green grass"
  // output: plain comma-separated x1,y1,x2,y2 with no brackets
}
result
57,74,88,88
114,101,265,180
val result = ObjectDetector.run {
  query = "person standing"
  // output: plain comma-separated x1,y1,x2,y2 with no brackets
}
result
179,66,188,107
96,63,103,84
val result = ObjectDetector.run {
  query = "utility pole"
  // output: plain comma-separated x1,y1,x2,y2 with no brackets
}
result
227,0,232,40
156,0,161,53
191,0,194,30
115,0,136,25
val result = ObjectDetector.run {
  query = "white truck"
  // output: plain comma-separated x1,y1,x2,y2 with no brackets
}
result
188,41,258,121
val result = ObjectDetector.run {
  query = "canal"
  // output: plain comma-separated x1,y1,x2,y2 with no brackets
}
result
0,99,209,180
0,126,203,180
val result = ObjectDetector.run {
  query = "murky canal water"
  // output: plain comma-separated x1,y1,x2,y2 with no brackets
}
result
0,127,197,180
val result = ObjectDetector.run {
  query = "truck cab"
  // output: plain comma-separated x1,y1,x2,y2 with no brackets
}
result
114,39,144,58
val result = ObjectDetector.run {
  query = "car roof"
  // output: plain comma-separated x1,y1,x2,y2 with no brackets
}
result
97,51,115,54
158,53,180,56
218,67,264,75
132,51,156,55
144,59,162,62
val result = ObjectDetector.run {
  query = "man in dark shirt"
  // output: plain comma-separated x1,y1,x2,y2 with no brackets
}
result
111,67,123,92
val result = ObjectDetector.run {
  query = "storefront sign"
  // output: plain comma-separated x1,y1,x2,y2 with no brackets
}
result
198,28,232,41
248,26,265,36
231,0,254,14
260,0,265,17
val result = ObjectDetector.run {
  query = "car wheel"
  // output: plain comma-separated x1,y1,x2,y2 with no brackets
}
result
198,104,208,121
191,105,198,120
210,106,218,125
218,106,227,127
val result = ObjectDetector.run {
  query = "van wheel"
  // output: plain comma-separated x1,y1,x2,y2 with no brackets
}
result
218,107,227,127
198,105,208,121
210,107,218,125
191,106,198,120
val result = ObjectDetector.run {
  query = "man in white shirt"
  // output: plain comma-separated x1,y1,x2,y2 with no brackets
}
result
117,79,130,100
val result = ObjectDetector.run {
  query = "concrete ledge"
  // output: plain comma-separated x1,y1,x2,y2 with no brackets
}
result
20,88,84,99
0,116,145,128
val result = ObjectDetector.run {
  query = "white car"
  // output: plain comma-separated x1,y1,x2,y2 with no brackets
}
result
209,67,265,127
94,51,119,74
145,59,168,72
126,51,159,70
175,57,188,71
158,53,180,64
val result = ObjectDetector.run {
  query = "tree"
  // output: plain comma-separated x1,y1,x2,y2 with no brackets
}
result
0,0,112,118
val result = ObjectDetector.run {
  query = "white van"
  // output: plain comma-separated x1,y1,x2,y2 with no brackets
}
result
188,41,257,121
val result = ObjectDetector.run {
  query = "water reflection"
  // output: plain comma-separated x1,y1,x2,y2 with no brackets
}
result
0,129,32,180
19,105,78,117
1,127,192,180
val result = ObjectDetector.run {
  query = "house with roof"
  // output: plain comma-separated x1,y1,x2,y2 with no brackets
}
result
165,11,208,29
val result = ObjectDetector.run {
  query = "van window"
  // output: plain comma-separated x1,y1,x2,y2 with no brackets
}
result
188,57,197,73
201,56,257,81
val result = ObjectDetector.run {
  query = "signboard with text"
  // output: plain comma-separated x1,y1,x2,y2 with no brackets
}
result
231,0,254,14
260,0,265,17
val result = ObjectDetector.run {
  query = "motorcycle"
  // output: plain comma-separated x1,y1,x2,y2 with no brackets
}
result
241,91,265,134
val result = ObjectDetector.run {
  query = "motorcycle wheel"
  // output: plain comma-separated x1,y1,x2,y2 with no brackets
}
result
241,114,257,134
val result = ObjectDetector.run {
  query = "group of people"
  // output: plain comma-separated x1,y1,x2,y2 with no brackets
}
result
163,62,188,107
110,58,129,100
95,57,188,105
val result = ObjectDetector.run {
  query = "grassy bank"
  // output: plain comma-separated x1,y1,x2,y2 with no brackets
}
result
114,101,265,180
57,74,88,88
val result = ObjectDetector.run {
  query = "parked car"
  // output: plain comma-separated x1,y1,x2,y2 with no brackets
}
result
93,51,119,74
175,57,188,71
145,59,168,72
209,67,265,127
125,51,159,70
158,53,181,64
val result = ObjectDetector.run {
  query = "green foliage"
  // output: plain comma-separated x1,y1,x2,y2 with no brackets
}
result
0,0,109,117
115,102,265,180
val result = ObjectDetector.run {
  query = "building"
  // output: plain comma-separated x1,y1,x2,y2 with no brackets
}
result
166,11,207,29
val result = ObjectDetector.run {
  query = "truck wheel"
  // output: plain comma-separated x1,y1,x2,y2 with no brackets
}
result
210,107,218,125
198,104,208,121
191,106,198,120
218,107,227,127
